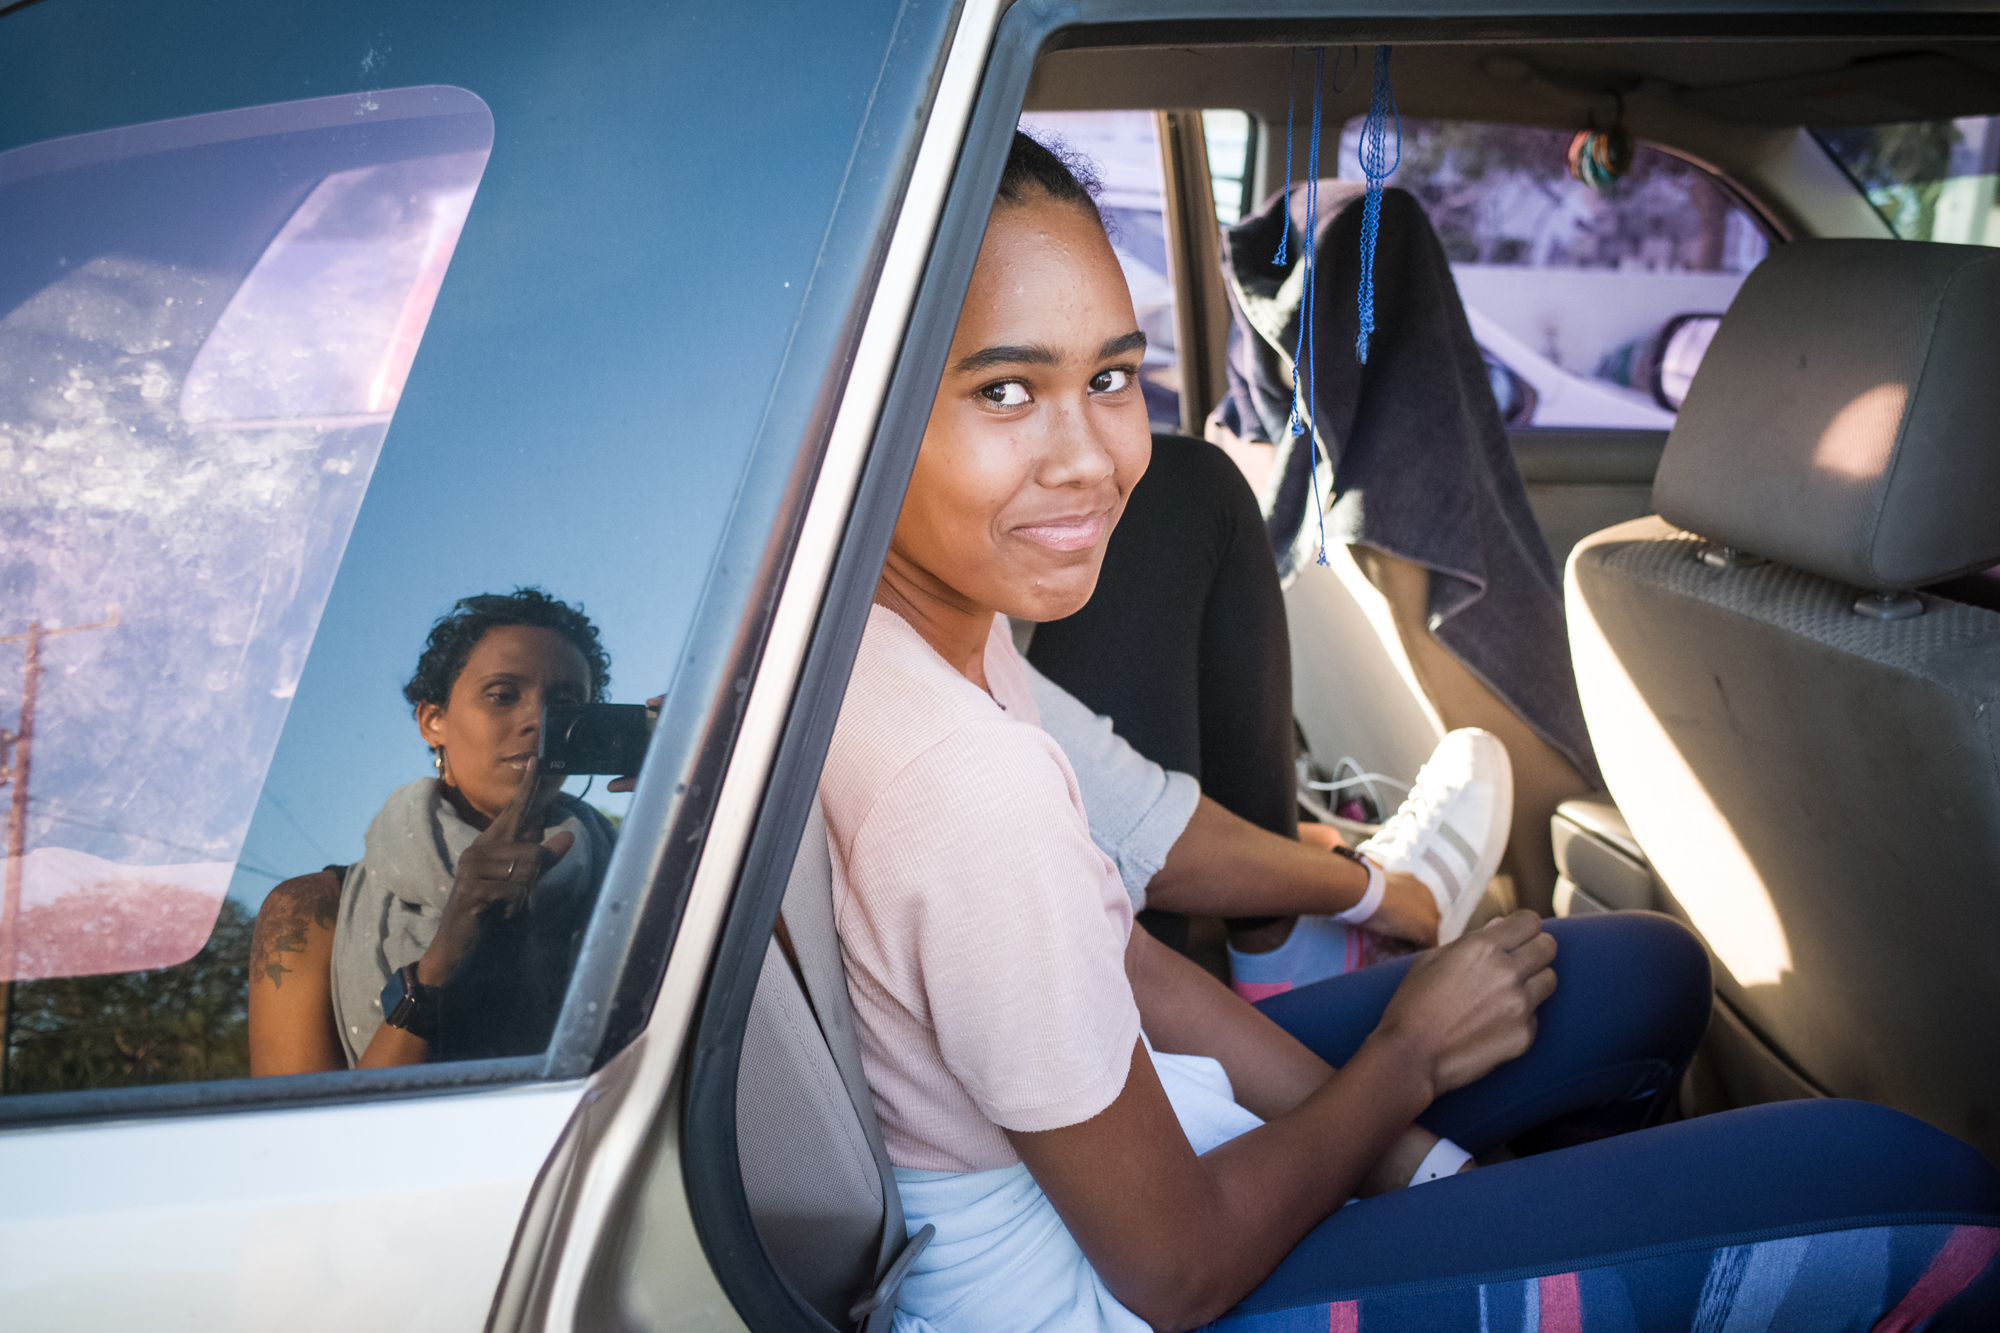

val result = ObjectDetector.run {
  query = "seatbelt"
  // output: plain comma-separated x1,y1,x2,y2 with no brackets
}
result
778,801,932,1332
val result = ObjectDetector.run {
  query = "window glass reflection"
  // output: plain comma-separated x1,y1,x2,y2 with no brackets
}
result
1335,117,1767,424
1815,116,2000,245
0,87,491,1088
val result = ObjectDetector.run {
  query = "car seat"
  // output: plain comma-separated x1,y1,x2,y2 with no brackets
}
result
1565,238,2000,1160
735,800,931,1330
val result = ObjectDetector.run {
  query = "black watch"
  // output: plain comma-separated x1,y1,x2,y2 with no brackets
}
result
379,962,440,1043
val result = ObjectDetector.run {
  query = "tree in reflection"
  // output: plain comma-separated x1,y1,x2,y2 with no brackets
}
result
1815,122,1961,240
4,898,252,1093
1383,118,1739,273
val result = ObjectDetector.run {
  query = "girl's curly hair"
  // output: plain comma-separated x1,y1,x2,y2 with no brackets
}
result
996,130,1103,223
403,587,610,709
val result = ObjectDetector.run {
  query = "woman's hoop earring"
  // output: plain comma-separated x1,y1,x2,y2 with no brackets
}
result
433,747,445,778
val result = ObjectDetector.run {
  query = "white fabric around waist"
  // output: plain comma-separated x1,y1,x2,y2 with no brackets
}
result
892,1045,1263,1333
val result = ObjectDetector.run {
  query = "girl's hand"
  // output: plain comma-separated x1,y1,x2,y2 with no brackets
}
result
1373,909,1557,1098
418,757,572,986
1361,871,1442,948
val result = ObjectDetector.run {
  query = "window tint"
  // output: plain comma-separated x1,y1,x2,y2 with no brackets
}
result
1815,116,2000,244
1337,117,1770,425
1017,111,1182,431
2,90,490,1091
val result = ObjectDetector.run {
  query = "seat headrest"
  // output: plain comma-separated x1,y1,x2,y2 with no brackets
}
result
1653,239,2000,591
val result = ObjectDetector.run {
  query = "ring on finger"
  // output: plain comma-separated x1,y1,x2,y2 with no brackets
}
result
506,857,518,881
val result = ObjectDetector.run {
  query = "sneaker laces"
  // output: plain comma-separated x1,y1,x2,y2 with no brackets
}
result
1362,755,1455,861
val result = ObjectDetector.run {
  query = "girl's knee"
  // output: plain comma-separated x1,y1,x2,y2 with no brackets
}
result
1542,911,1712,1056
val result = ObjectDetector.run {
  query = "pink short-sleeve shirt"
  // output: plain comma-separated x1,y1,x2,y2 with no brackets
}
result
819,605,1141,1173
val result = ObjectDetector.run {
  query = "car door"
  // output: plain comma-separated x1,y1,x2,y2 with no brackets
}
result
0,0,956,1327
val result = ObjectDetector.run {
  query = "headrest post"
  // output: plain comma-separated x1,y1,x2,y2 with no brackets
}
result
1699,545,1766,571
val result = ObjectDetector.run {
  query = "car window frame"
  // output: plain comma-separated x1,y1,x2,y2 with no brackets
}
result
0,0,949,1131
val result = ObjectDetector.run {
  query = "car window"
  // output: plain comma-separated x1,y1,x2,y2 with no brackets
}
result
2,89,492,1091
1814,116,2000,245
1204,109,1255,226
1,0,932,1114
1336,116,1770,426
1017,111,1183,432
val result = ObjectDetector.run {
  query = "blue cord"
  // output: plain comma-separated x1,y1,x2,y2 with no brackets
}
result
1276,47,1332,566
1356,45,1400,364
1273,47,1297,267
1285,46,1323,441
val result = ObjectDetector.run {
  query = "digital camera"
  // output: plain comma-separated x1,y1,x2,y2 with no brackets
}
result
539,702,657,777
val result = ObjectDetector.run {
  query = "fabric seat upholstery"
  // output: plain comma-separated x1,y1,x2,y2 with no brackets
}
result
1566,239,2000,1162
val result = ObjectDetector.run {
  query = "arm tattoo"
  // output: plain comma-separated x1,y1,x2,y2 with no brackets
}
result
250,873,340,990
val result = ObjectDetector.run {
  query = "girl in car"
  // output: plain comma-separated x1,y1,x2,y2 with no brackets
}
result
247,588,617,1073
817,131,2000,1332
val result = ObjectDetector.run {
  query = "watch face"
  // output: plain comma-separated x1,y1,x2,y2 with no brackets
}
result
380,970,409,1021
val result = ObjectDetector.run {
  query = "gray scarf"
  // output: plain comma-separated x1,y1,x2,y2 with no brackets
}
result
330,777,617,1066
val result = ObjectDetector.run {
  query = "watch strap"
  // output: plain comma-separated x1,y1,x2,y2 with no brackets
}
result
379,962,440,1043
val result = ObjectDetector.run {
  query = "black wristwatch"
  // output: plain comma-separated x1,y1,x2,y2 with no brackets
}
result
379,962,440,1043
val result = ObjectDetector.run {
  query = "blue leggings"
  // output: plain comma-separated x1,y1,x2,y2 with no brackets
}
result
1221,913,2000,1331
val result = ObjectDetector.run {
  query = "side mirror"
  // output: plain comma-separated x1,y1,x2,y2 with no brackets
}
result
1481,349,1538,428
1653,314,1724,411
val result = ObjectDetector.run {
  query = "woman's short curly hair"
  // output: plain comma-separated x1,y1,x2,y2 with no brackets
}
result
403,587,611,710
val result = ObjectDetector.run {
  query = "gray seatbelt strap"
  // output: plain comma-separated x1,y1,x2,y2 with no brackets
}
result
780,801,932,1332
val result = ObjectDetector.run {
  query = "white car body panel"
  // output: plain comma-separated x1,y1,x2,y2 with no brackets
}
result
0,1081,582,1332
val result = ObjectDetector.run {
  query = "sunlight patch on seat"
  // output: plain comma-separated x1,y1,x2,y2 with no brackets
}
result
1566,533,1793,986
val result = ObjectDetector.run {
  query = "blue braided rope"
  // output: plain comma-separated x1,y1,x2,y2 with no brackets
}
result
1285,46,1322,441
1273,48,1297,266
1356,45,1401,365
1280,47,1331,565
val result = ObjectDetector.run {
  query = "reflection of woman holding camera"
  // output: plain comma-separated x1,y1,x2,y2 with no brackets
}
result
248,589,619,1074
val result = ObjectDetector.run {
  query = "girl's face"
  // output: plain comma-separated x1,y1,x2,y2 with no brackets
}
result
416,625,591,823
889,191,1152,625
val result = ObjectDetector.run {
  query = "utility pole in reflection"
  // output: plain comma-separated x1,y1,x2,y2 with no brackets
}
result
0,607,120,1093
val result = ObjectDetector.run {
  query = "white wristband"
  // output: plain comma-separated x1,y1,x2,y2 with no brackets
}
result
1331,852,1386,925
1411,1137,1474,1185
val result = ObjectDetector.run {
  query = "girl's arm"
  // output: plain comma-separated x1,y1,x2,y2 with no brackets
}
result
1010,911,1556,1331
247,871,346,1076
1123,924,1442,1195
1143,795,1440,946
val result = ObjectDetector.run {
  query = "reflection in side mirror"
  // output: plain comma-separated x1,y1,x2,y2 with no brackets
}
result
1654,314,1724,411
1481,349,1538,428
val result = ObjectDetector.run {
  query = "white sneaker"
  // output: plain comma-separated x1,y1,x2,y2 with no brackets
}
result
1357,729,1513,945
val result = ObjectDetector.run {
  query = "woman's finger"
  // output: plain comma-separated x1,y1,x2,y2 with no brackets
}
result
478,756,539,845
518,757,568,842
458,844,534,895
540,829,576,868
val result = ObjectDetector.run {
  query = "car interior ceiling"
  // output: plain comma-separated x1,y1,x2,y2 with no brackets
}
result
1026,39,2000,235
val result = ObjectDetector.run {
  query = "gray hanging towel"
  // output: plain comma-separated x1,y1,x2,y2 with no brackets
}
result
1219,183,1601,786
